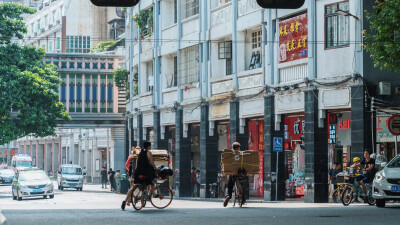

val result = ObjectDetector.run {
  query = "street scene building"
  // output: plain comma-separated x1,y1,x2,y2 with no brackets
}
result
125,0,400,202
8,0,128,181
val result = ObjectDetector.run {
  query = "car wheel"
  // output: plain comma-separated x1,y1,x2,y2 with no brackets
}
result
43,195,47,199
376,199,386,208
60,186,63,191
80,187,83,191
49,195,54,199
17,191,22,201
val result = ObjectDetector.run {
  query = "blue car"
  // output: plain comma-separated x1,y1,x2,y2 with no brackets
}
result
0,169,15,184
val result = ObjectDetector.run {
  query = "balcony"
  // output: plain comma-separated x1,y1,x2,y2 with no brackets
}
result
211,76,233,96
162,87,178,106
140,93,153,108
279,63,308,84
161,25,177,55
238,68,263,94
210,1,232,39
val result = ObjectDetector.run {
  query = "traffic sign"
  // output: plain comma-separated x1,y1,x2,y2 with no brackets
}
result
273,137,283,152
388,115,400,136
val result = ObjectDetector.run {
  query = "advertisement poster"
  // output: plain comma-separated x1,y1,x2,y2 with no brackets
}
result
284,117,305,150
377,116,396,142
279,13,308,63
257,121,264,195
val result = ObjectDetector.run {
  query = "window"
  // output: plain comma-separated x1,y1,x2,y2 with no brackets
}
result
31,24,34,34
173,56,178,87
218,42,232,59
37,20,40,31
182,0,199,19
179,45,199,85
48,40,53,53
174,0,178,23
252,30,262,56
325,2,350,48
66,36,91,53
56,37,61,50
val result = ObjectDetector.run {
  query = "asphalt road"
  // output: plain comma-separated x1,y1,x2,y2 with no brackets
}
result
1,183,399,225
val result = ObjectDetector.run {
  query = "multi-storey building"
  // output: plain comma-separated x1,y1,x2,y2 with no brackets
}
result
125,0,400,202
13,0,128,181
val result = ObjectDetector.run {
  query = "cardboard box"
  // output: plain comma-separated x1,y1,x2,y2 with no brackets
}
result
221,150,259,176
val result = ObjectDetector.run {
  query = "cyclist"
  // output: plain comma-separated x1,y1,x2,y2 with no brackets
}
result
350,157,362,203
134,141,159,198
356,149,376,198
223,142,246,207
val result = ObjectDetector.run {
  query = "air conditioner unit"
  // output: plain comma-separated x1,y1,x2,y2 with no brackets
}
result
49,24,53,29
41,27,45,32
56,19,61,24
378,81,391,96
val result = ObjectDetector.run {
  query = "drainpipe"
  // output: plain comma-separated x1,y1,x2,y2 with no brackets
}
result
154,0,161,106
138,3,142,105
177,0,183,103
267,9,274,86
307,0,316,80
232,0,238,92
261,8,266,87
206,1,211,98
130,7,134,113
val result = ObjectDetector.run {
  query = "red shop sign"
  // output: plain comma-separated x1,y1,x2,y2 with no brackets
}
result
279,13,308,63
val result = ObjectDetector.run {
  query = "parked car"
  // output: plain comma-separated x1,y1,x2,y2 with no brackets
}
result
57,164,84,191
12,169,54,201
372,154,400,207
0,169,15,184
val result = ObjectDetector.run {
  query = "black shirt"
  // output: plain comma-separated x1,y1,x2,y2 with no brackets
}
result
361,158,376,178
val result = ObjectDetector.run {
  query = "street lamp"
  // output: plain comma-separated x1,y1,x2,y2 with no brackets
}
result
335,9,360,20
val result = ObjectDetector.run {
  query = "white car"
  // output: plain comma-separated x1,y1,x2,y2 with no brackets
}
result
372,155,400,207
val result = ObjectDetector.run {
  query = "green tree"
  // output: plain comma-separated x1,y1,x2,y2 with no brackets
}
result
364,0,400,73
90,41,117,53
113,68,129,90
0,3,70,145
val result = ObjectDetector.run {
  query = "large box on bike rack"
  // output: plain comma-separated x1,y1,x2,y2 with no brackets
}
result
150,149,170,167
221,149,259,176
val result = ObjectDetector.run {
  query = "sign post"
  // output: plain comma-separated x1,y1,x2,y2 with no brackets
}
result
273,137,283,201
388,115,400,155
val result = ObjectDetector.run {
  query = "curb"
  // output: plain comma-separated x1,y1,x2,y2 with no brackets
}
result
0,210,6,225
175,197,277,204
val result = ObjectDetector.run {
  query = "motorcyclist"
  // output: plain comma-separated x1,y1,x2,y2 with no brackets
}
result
357,149,376,197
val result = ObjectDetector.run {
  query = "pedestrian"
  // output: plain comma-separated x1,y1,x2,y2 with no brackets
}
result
82,167,87,184
191,167,197,197
100,167,108,189
328,162,339,201
196,170,201,197
115,170,122,194
108,168,116,192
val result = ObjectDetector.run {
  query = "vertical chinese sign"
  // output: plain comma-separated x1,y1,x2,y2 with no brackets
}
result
279,13,308,63
257,121,264,195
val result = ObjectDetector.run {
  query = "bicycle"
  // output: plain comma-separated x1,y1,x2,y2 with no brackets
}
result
131,174,173,211
341,176,375,206
330,182,351,203
209,175,226,198
232,169,247,207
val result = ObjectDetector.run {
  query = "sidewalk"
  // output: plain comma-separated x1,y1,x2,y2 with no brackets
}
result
0,209,6,225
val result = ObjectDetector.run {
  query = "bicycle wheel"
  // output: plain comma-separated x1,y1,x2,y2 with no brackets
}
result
341,187,353,206
332,189,341,203
237,182,243,208
131,185,146,211
150,186,173,209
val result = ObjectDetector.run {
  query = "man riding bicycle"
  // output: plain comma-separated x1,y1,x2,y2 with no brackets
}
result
356,149,376,198
223,142,246,207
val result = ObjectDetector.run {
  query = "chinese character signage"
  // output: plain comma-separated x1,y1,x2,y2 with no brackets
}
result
279,13,308,63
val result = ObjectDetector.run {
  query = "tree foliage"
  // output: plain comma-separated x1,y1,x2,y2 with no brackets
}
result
364,0,400,73
90,41,117,53
132,8,153,36
113,68,129,90
0,3,70,145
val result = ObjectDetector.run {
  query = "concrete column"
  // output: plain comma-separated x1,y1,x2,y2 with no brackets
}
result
200,104,219,198
137,113,143,148
263,95,285,201
351,83,370,158
51,140,55,173
304,88,328,203
37,144,44,170
53,142,60,172
154,110,168,149
229,101,248,150
31,143,37,167
125,118,130,163
174,108,192,197
45,143,52,174
112,127,126,173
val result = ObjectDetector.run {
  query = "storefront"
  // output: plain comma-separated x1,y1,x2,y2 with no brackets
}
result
247,119,264,197
376,112,400,162
327,112,352,170
283,116,305,199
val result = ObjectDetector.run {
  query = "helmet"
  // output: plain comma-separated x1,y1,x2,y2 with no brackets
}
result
353,157,360,162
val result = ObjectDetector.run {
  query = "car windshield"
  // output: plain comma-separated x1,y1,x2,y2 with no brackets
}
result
62,167,82,175
16,161,32,167
387,156,400,168
0,170,15,176
19,171,49,181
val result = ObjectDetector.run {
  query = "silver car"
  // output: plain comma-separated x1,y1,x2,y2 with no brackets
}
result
0,169,15,184
57,164,84,191
12,169,54,200
372,154,400,207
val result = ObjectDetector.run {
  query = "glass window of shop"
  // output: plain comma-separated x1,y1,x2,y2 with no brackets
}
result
284,116,305,199
376,113,400,162
327,112,351,171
